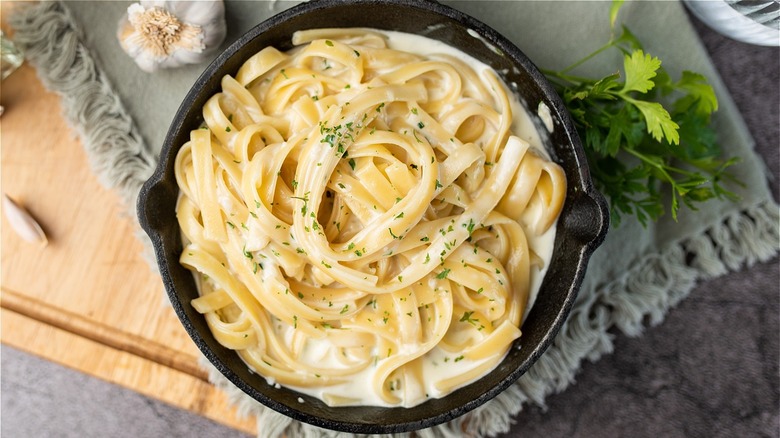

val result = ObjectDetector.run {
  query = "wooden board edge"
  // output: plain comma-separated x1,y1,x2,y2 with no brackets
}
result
1,307,257,435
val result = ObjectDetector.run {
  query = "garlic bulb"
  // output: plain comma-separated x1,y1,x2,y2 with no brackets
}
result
118,1,227,73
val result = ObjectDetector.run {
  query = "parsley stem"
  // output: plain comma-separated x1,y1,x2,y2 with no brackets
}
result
558,39,618,74
540,69,599,86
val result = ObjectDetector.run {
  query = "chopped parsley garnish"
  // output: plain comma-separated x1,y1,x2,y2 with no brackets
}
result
462,218,475,236
460,311,480,326
436,268,451,279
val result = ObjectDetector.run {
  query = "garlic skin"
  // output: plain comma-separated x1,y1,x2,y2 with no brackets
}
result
2,194,48,247
118,1,227,73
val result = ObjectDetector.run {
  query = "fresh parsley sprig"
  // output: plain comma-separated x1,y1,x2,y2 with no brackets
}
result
542,2,740,226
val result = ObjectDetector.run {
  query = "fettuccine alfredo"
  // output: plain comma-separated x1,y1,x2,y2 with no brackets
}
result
175,28,566,407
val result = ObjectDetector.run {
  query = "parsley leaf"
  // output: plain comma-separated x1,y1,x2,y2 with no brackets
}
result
621,50,661,94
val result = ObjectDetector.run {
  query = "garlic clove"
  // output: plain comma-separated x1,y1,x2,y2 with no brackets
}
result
2,194,48,247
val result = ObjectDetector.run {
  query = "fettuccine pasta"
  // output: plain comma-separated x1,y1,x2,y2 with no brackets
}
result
175,28,566,407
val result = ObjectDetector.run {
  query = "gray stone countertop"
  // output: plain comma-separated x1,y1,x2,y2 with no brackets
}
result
2,10,778,438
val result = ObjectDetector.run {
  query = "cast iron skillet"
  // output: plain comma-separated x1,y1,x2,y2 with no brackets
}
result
138,0,610,433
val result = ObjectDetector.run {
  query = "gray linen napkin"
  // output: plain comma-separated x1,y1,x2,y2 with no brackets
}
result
10,1,779,437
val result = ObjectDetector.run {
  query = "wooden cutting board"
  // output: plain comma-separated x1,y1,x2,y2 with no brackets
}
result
0,38,256,436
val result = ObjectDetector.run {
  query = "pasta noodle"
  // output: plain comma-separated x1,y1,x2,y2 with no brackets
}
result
175,28,566,407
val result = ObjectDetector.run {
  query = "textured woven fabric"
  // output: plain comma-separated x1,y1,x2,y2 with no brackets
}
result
10,1,779,437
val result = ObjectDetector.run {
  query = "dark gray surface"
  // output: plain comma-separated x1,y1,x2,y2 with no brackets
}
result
0,346,246,438
2,9,778,438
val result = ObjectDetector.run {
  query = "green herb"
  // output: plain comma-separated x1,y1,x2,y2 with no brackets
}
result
460,311,479,326
462,218,475,236
436,268,451,279
322,133,336,147
325,40,334,47
541,1,739,226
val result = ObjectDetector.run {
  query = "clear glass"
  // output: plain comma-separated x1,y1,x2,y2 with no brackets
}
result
1,30,24,80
